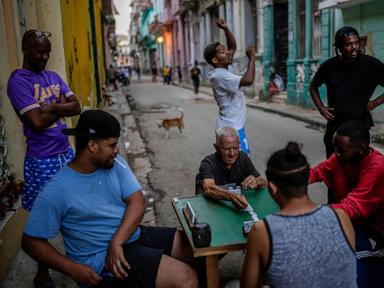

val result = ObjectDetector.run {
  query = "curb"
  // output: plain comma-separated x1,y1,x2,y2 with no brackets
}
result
178,82,384,145
177,82,325,129
246,103,384,145
245,102,326,129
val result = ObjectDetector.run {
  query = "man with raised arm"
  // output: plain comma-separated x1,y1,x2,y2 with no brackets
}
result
204,19,255,157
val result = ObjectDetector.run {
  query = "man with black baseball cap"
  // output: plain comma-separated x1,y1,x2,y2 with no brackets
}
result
62,109,121,138
22,110,198,287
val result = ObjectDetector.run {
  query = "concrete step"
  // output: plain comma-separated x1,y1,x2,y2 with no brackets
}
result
271,91,287,104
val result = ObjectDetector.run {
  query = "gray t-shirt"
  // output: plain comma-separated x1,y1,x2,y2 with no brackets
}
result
264,205,357,288
208,68,246,130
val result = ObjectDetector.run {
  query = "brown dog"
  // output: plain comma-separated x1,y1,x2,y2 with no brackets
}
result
157,107,184,139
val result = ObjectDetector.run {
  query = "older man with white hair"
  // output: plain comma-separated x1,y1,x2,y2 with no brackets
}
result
196,126,265,209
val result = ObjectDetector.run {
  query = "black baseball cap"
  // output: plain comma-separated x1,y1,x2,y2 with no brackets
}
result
62,110,121,138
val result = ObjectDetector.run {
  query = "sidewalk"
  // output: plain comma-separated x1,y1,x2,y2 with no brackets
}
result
1,86,156,288
178,82,384,146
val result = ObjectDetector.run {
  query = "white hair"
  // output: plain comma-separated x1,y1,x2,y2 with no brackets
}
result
215,126,239,143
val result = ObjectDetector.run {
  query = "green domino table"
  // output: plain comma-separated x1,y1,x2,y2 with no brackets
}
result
171,188,279,288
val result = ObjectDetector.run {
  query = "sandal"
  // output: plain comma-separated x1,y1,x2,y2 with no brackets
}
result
33,275,56,288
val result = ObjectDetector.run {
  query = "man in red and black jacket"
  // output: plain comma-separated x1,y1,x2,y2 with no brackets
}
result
310,120,384,288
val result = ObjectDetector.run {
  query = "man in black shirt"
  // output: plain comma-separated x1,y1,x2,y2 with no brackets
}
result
196,126,266,209
310,26,384,158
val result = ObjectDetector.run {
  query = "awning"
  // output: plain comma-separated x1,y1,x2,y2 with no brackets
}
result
319,0,372,10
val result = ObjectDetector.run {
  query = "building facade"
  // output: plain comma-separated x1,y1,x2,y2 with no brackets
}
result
132,0,384,122
145,0,265,94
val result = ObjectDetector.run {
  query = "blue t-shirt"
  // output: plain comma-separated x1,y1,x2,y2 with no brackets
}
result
24,155,141,274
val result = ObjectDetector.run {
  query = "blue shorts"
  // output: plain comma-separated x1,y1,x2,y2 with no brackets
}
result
23,148,74,211
237,128,250,158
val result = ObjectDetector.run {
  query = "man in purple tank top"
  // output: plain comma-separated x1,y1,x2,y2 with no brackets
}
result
7,30,80,288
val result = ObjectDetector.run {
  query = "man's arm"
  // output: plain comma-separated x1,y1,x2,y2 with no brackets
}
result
331,164,384,220
240,46,256,87
106,190,145,279
241,221,269,288
22,106,59,131
22,234,102,286
309,157,335,186
368,93,384,112
240,155,266,189
241,175,267,190
54,95,81,117
333,209,356,251
369,57,384,111
309,80,334,121
202,178,248,208
216,19,237,59
22,95,80,131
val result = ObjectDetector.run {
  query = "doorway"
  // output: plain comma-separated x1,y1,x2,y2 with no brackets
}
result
274,1,288,83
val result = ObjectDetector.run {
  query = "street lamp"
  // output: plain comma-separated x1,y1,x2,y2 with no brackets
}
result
156,36,164,44
156,36,164,68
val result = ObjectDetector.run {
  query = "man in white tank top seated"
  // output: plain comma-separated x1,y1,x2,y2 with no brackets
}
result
241,142,356,288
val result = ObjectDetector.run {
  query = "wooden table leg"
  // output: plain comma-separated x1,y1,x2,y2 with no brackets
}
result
206,255,219,288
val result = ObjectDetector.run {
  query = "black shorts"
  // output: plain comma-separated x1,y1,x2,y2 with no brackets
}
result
98,226,176,288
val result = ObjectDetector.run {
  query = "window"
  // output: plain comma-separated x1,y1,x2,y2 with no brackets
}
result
312,0,321,58
297,0,305,59
360,35,374,56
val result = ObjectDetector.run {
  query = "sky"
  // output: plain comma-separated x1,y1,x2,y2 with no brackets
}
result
113,0,132,36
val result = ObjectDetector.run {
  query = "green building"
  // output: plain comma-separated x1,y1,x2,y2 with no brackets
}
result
263,0,384,122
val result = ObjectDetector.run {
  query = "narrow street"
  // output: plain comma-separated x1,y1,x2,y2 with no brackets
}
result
1,0,384,286
128,78,328,281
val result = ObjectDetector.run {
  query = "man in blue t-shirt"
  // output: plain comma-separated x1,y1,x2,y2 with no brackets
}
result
22,110,198,288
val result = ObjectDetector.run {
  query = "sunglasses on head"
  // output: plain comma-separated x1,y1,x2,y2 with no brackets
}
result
33,31,51,39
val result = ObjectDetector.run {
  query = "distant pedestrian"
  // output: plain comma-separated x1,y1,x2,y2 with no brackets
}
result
204,19,255,157
127,65,132,78
136,66,141,80
7,29,81,288
162,65,171,85
190,62,201,95
169,67,174,84
151,64,158,83
122,66,130,86
106,64,118,90
267,72,284,102
177,65,183,83
310,26,384,159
